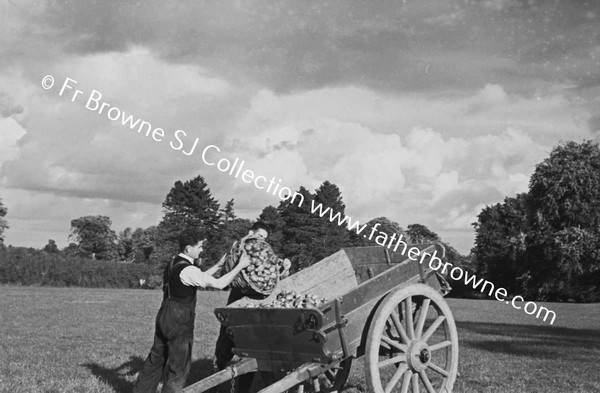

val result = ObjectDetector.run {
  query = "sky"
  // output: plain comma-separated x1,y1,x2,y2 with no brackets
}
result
1,0,599,254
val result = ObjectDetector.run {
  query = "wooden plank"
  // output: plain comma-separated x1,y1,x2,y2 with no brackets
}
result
226,324,325,358
256,362,341,393
182,358,258,393
216,307,325,330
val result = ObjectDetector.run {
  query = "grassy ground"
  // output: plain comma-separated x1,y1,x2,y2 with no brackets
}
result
0,286,598,393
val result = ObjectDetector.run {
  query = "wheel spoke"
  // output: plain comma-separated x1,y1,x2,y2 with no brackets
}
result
415,298,430,339
405,297,415,339
324,370,335,382
400,370,412,393
390,309,411,344
421,316,445,343
378,354,407,368
418,370,436,393
428,340,452,352
428,361,450,378
312,377,321,392
384,364,408,393
411,372,420,393
381,335,408,353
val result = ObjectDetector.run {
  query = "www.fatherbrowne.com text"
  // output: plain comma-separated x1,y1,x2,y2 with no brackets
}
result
43,74,557,325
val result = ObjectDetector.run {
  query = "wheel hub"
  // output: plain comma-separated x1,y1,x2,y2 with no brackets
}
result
407,340,430,372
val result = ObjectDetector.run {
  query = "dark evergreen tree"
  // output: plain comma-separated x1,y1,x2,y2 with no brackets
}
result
277,187,319,270
311,181,350,260
222,199,236,222
258,205,285,255
154,175,221,264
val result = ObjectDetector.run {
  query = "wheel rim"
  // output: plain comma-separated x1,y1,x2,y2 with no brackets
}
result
365,284,458,393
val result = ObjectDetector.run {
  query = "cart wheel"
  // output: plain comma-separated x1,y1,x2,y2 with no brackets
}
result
294,357,353,393
365,284,458,393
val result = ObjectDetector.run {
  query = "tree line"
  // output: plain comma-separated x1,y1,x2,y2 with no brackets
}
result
472,140,600,302
1,140,598,301
0,176,466,290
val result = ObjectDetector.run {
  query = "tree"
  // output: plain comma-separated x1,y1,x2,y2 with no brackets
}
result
351,217,405,247
0,199,8,243
117,228,135,261
69,216,117,260
155,175,221,261
131,226,157,263
62,242,81,257
43,239,59,254
471,194,528,293
258,206,285,255
202,218,252,269
407,224,441,244
222,199,236,222
277,187,320,270
311,181,350,260
525,140,600,300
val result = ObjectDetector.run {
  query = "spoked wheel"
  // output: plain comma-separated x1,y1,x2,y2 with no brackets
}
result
291,357,353,393
365,284,458,393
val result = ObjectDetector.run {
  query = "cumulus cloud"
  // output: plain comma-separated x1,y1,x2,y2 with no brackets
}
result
1,47,244,203
2,1,599,254
209,85,559,244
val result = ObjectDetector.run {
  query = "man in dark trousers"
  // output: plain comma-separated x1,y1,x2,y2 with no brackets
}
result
133,228,251,393
213,222,290,392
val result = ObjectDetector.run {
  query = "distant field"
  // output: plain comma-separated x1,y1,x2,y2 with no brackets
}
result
1,286,599,393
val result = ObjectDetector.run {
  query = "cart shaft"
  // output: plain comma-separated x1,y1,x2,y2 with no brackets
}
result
182,358,258,393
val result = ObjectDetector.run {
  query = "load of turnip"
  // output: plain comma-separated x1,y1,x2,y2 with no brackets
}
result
243,290,329,309
223,236,285,295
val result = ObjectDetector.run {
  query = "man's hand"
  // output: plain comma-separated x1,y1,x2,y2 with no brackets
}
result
237,252,251,269
280,258,291,278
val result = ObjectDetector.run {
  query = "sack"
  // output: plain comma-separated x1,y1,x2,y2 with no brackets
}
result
222,236,284,296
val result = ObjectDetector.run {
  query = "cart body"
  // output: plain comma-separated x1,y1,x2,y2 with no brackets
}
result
215,244,448,373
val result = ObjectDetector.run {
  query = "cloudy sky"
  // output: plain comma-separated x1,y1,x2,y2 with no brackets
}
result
1,0,599,254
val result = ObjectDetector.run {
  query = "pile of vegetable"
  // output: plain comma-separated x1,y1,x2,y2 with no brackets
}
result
243,290,329,309
223,235,285,295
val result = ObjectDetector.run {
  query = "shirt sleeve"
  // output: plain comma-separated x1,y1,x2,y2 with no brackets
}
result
179,265,212,287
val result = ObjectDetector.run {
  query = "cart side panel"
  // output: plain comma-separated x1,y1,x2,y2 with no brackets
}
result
229,249,359,308
343,244,443,285
218,250,359,366
227,324,327,364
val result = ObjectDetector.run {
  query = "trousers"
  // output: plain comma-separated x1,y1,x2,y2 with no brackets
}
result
214,287,266,393
134,297,195,393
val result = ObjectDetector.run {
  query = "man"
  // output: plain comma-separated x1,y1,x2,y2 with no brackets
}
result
213,221,290,390
133,228,251,393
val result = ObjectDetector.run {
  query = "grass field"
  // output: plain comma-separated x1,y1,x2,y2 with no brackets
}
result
1,286,599,393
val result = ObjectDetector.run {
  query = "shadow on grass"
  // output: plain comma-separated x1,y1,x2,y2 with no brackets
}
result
84,356,215,393
457,321,600,359
83,355,145,393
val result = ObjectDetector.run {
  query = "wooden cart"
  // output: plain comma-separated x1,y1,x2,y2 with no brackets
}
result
183,243,459,393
